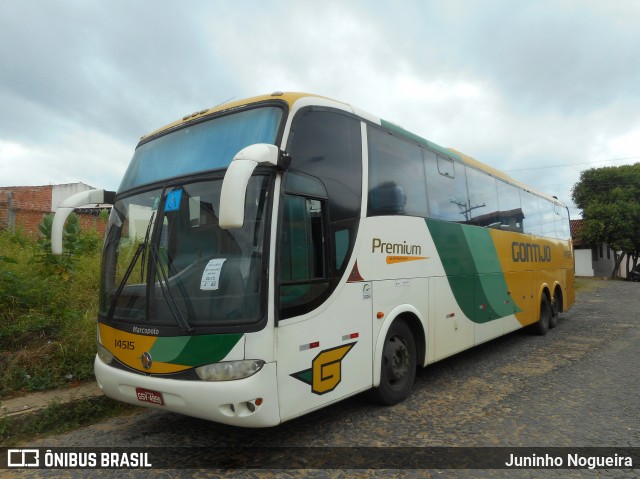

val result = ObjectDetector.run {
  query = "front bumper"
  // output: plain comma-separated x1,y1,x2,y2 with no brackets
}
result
94,355,280,427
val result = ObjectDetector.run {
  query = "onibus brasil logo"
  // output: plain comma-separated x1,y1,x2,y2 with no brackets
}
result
291,343,356,395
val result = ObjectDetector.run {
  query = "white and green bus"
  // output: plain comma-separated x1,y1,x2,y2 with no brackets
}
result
53,92,575,427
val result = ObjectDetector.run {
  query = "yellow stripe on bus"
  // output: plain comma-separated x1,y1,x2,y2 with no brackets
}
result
99,323,190,374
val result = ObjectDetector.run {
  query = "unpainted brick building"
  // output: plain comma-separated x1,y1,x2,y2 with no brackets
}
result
0,183,110,238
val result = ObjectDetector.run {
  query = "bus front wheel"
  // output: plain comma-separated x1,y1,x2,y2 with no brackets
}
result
371,319,417,405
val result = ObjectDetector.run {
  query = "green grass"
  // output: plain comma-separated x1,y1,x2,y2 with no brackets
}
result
574,278,589,292
0,227,103,398
0,396,140,446
0,226,140,445
574,277,607,293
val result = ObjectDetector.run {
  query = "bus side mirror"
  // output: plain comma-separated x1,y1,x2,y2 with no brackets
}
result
219,144,288,229
51,189,115,254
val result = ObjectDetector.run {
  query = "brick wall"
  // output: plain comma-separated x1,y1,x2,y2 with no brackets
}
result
0,190,11,230
0,185,109,238
76,208,109,236
0,185,53,236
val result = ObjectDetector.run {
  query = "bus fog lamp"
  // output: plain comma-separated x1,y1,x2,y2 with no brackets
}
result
195,360,265,381
97,343,114,365
246,398,263,413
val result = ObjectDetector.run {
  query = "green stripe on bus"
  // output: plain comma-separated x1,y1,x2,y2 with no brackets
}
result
149,333,243,366
426,219,519,323
380,119,463,162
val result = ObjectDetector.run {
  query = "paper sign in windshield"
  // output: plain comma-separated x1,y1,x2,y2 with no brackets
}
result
200,258,227,290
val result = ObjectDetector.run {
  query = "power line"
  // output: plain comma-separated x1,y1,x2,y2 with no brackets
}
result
530,179,640,190
504,156,640,173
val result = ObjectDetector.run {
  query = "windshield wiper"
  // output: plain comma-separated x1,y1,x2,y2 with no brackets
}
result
150,245,193,332
107,212,156,321
107,243,144,320
139,211,155,283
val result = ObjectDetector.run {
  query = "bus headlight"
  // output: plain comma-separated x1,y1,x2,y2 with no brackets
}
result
97,343,115,365
195,360,265,381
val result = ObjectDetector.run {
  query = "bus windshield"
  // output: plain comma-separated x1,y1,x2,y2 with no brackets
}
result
118,106,283,192
100,175,271,329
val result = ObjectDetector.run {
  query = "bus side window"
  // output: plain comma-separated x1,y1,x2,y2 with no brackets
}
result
334,228,349,271
540,199,557,239
367,126,428,217
556,205,571,240
520,191,542,236
496,180,524,233
424,150,468,222
466,166,499,227
280,194,330,319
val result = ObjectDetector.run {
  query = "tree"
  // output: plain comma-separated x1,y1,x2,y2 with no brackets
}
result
571,163,640,278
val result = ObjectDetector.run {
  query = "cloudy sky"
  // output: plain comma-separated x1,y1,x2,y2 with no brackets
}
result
2,0,639,218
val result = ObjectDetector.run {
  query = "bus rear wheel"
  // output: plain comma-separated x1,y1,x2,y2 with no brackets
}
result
532,294,551,336
549,289,562,329
371,319,417,405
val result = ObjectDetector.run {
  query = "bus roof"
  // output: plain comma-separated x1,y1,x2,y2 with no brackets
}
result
139,92,321,141
140,91,563,206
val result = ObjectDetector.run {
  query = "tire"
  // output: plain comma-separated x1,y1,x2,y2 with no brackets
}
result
549,290,561,329
532,294,551,336
370,319,417,405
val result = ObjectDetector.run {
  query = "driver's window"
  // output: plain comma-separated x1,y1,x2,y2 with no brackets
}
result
281,195,325,281
280,194,330,319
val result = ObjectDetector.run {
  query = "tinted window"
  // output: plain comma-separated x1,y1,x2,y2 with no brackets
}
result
465,167,499,227
425,150,468,222
496,180,523,233
281,196,326,282
368,126,428,217
280,194,330,318
120,107,283,192
437,156,455,177
282,109,362,318
520,191,542,236
539,198,557,238
287,109,362,221
556,205,571,240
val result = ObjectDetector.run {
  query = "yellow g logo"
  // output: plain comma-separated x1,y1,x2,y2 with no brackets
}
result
291,343,356,395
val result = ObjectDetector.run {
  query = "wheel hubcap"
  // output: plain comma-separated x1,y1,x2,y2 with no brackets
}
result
384,335,409,386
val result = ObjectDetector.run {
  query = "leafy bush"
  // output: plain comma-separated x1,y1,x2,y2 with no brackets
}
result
35,213,81,275
0,218,103,398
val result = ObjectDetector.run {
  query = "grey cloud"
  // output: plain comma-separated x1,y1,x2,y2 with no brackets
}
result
436,1,640,115
1,0,638,216
0,1,236,144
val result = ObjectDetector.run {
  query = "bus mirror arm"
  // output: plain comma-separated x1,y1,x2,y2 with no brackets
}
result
51,188,115,255
219,144,288,229
277,152,292,171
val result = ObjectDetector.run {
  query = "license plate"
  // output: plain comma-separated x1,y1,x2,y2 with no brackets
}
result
135,387,165,406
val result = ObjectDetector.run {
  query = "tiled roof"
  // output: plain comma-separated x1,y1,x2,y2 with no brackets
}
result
570,219,586,248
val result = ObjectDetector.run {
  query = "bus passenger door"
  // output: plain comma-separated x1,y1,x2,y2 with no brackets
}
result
275,194,373,422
